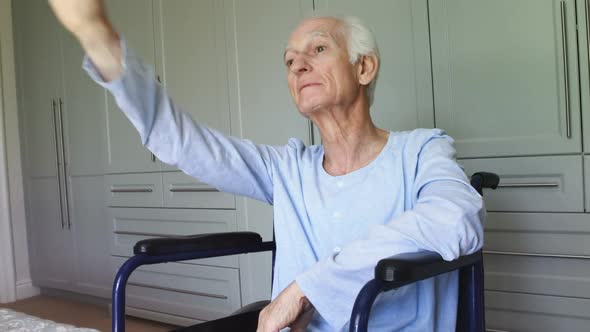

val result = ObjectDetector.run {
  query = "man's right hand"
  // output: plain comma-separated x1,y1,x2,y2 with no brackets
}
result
48,0,123,82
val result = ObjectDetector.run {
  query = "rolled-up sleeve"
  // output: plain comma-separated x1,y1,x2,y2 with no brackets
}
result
83,39,281,203
296,133,485,330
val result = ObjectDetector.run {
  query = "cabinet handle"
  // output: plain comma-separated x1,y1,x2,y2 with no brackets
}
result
114,230,174,237
169,187,218,193
151,153,156,163
586,0,590,84
496,182,559,188
486,329,511,332
110,188,154,193
127,282,228,299
308,120,315,145
560,1,571,139
51,100,65,229
484,250,590,260
58,98,71,229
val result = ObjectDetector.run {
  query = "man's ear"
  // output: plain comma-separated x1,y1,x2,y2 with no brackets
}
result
357,54,379,86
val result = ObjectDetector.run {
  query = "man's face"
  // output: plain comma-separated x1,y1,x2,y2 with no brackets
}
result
285,18,361,116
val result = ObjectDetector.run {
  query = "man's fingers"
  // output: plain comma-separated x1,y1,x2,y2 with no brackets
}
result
257,282,310,332
289,306,315,332
257,307,278,332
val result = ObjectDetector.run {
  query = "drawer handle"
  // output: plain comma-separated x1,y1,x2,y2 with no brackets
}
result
127,282,228,299
486,329,511,332
169,187,219,193
114,230,176,238
111,188,154,193
484,250,590,260
496,182,559,188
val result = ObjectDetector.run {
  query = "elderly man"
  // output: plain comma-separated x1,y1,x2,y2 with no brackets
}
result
48,1,485,331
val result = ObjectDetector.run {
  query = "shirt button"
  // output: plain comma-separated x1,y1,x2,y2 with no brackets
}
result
332,211,342,219
336,181,344,188
333,246,341,253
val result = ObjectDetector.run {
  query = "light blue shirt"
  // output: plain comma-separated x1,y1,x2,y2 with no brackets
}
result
83,41,485,332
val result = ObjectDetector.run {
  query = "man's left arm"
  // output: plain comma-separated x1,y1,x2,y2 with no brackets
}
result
292,132,486,330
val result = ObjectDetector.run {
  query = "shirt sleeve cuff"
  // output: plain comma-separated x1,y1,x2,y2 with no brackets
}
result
296,257,352,331
81,36,133,91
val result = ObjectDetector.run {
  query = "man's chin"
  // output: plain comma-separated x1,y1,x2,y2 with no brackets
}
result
297,102,326,117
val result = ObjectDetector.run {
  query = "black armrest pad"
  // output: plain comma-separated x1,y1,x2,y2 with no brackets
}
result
473,172,500,189
133,231,264,256
470,172,500,191
375,250,482,289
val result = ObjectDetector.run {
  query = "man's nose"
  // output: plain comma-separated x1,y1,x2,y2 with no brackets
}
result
290,56,311,74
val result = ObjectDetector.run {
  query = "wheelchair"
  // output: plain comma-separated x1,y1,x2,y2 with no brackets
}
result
112,172,499,332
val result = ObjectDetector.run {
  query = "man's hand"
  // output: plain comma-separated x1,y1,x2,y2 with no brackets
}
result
257,282,314,332
48,0,108,37
47,0,122,81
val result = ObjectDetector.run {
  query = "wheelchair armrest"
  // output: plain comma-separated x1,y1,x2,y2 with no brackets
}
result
133,231,273,256
470,172,500,195
375,250,482,291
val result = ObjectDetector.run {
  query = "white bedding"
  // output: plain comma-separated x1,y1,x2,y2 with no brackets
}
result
0,308,99,332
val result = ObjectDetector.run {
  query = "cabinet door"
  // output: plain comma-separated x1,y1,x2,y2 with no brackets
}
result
314,0,434,131
486,291,590,332
576,0,590,153
26,177,74,290
18,0,62,178
70,175,110,298
14,0,75,289
430,0,581,157
112,256,241,321
59,29,107,177
460,155,584,212
103,0,160,173
153,0,232,171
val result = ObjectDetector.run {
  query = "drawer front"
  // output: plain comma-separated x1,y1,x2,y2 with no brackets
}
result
460,155,583,212
112,256,241,321
162,172,235,209
484,253,590,299
110,208,238,268
106,173,163,207
584,156,590,212
484,212,590,257
485,291,590,332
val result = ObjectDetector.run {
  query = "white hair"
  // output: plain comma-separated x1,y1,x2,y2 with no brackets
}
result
338,16,380,106
292,15,381,106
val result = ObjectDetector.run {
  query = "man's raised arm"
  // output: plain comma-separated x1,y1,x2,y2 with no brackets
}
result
48,0,122,81
46,0,281,204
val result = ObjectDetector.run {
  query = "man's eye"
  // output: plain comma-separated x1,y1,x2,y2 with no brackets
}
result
316,46,326,53
286,59,294,67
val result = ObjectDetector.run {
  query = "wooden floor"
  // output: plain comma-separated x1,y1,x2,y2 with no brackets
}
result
0,295,179,332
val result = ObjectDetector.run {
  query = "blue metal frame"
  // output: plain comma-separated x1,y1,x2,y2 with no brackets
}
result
349,279,385,332
113,235,485,332
350,259,485,332
467,260,485,331
112,172,497,331
112,244,274,332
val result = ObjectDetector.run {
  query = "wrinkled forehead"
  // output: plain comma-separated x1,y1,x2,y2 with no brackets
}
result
286,17,345,50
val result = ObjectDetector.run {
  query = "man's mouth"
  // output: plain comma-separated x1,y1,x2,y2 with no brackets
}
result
300,83,321,92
